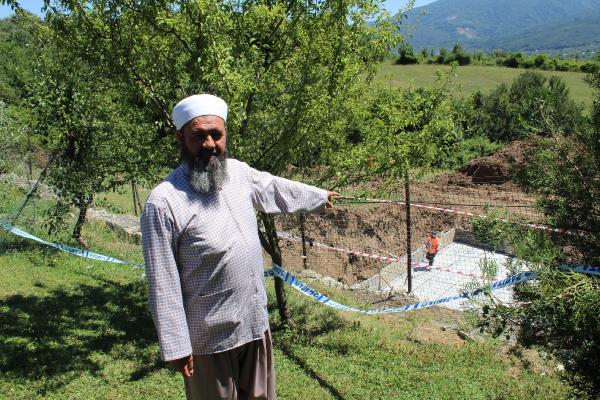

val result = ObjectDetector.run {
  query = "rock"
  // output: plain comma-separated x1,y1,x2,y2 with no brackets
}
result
321,276,349,290
456,330,475,342
298,269,321,280
86,208,142,244
0,173,57,199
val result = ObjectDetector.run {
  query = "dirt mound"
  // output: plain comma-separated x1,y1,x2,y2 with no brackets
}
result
441,140,532,185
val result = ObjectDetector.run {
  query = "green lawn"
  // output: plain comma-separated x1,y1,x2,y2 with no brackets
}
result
376,63,594,107
0,182,574,399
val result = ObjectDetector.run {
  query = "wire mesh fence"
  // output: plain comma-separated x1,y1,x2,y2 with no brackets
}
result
271,171,550,309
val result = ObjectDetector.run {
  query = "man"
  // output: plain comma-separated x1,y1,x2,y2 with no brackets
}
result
425,230,439,268
141,94,338,400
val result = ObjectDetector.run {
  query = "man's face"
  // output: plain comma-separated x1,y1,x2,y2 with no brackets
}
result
176,115,227,159
176,115,228,193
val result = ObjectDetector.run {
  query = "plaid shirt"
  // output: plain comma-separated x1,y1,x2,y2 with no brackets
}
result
141,159,327,360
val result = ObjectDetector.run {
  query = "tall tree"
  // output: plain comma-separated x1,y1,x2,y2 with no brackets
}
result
33,1,468,322
29,17,163,245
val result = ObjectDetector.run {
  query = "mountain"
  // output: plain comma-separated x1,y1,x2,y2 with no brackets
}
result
491,13,600,53
404,0,600,52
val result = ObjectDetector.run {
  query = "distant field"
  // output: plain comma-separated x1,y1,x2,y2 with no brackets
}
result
375,64,594,107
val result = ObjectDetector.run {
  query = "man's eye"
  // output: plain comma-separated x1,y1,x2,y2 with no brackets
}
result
190,131,222,140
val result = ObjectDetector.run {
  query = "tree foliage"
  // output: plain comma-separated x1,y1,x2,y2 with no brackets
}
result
42,0,409,179
29,0,439,318
475,69,600,398
27,12,165,243
468,71,583,142
324,69,461,189
395,42,418,65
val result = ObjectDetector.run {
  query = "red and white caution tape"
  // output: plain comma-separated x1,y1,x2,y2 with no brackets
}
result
277,231,493,282
338,196,573,235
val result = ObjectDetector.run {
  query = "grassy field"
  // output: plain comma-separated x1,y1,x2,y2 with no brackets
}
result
375,63,594,107
0,181,575,399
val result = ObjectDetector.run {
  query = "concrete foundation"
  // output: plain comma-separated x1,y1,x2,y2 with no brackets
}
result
354,229,518,311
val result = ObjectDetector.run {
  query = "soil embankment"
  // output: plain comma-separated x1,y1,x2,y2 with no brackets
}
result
276,141,541,285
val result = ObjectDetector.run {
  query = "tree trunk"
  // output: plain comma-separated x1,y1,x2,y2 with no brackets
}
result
134,180,143,214
72,193,93,248
258,212,290,322
132,180,138,216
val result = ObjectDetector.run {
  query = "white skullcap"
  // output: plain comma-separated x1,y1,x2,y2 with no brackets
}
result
172,94,228,130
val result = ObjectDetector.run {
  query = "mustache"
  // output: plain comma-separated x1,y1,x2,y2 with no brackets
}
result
198,148,219,159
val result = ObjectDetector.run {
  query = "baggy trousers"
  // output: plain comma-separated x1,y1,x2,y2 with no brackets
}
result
183,330,276,400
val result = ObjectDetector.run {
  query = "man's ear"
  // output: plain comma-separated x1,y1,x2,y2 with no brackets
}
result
175,130,184,143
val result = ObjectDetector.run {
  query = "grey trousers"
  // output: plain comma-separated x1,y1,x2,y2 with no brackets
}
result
183,330,276,400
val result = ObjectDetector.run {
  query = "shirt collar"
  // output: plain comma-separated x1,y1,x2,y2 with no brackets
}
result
179,162,191,177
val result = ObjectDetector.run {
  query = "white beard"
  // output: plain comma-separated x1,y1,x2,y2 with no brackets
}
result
188,152,229,193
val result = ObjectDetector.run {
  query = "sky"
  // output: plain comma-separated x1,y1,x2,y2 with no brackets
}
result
1,0,437,19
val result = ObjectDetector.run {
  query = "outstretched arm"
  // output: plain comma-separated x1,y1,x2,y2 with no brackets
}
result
250,166,332,214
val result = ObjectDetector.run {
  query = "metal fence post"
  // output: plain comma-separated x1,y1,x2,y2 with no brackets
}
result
300,213,308,269
405,174,412,293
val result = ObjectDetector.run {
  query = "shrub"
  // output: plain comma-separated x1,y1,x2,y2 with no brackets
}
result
580,61,600,74
448,43,471,66
435,48,448,64
533,53,548,68
502,52,522,68
396,43,418,65
467,71,584,142
520,58,535,69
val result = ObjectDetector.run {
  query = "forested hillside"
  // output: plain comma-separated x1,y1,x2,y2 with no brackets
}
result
405,0,600,52
492,13,600,53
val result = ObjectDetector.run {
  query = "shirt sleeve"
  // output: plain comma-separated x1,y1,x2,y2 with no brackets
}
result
249,166,328,214
141,201,192,361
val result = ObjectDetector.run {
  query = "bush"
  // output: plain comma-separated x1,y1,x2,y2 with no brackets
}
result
533,54,548,68
580,61,600,74
395,43,418,65
502,52,522,68
474,71,600,397
520,58,535,69
435,48,448,64
445,135,502,168
448,44,471,66
467,71,584,142
506,72,600,396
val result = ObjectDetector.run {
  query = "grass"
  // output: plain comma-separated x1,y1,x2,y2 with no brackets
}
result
94,185,151,216
375,63,594,108
0,182,574,399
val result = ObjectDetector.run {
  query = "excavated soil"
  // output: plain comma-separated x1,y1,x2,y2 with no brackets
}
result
456,140,532,184
275,141,542,286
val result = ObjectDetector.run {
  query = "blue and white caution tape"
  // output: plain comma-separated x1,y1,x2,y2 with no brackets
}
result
0,220,144,267
558,265,600,276
2,220,598,313
0,219,275,274
270,264,537,314
264,269,275,277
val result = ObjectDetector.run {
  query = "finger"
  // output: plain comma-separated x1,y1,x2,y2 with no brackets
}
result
187,355,194,377
177,364,188,376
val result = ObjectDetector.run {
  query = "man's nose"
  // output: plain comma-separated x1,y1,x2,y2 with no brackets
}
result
202,134,215,149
